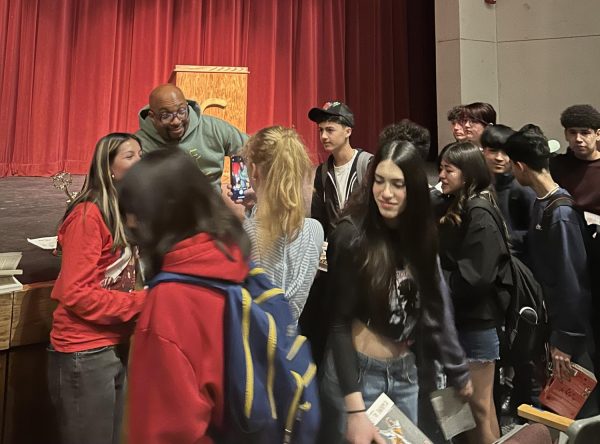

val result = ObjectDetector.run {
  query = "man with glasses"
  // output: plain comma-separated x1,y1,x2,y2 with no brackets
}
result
136,84,247,190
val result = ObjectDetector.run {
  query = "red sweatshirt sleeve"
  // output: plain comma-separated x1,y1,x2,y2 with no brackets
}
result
52,203,146,324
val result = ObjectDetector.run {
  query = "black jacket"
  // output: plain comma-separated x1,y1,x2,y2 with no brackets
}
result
311,149,372,238
494,173,535,261
438,197,511,331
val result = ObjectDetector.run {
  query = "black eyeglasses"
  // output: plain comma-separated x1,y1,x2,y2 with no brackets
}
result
156,107,188,123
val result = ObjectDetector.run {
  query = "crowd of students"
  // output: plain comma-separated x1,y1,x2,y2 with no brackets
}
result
47,87,600,444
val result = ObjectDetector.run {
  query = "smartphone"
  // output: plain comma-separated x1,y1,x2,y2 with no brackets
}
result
230,155,249,201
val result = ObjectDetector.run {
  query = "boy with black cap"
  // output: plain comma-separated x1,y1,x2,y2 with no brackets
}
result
550,104,600,215
300,102,371,369
504,126,598,417
308,101,372,238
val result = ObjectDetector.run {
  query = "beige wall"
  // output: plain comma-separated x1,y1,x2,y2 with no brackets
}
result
435,0,600,151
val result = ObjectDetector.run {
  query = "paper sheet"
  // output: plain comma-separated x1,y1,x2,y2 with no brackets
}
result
27,236,58,250
584,212,600,226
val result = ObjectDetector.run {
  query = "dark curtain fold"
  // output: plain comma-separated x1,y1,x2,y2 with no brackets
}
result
0,0,436,176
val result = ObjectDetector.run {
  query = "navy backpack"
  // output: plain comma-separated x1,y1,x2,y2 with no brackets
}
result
148,265,320,444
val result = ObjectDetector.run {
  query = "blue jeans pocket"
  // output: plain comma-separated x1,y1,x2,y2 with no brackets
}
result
390,360,418,385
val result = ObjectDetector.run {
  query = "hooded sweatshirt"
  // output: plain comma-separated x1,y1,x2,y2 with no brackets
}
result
128,232,248,444
50,202,146,352
136,100,248,189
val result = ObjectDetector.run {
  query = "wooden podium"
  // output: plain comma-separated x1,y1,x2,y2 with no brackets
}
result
169,65,249,132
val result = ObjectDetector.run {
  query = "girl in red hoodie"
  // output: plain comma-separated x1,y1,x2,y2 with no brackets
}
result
48,133,146,444
118,149,251,443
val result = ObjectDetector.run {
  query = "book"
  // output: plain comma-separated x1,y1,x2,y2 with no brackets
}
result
0,252,23,294
366,393,433,444
539,362,597,419
0,269,23,276
429,387,476,440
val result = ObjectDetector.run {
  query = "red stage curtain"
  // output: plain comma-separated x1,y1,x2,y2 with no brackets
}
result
0,0,436,177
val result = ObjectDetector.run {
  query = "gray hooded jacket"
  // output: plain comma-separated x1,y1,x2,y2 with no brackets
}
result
136,100,248,189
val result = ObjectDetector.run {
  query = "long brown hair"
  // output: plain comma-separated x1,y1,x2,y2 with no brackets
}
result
63,132,141,250
439,141,494,226
344,140,440,324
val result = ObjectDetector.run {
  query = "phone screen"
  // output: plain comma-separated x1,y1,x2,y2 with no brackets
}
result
230,156,249,201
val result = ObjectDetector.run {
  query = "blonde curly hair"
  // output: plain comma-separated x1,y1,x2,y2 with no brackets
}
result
243,126,312,252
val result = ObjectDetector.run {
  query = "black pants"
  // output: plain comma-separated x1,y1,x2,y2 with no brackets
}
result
47,344,128,444
299,271,330,367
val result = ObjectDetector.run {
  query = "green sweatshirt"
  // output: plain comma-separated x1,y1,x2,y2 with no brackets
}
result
136,100,248,189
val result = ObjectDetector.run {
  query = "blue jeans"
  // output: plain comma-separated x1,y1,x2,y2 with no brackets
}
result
318,348,419,443
47,344,128,444
458,328,500,362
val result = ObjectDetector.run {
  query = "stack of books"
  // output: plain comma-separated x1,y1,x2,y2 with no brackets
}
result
0,252,23,294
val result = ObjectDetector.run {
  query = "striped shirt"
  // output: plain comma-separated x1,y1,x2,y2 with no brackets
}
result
243,216,324,321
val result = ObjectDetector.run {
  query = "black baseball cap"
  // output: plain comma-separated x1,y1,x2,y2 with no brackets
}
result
308,101,354,127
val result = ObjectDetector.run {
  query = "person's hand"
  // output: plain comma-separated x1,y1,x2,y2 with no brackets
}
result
226,183,256,211
551,346,574,380
456,379,473,401
345,412,385,444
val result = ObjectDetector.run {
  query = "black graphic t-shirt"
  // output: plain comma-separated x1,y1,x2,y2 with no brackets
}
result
386,268,420,342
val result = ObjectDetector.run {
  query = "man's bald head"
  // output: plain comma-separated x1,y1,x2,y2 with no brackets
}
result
149,84,186,109
147,84,190,142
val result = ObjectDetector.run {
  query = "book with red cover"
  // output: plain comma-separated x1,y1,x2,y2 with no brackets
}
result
540,363,597,419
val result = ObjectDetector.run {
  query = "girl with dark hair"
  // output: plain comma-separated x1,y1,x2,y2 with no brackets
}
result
438,141,509,443
118,149,251,443
319,141,472,444
48,132,145,444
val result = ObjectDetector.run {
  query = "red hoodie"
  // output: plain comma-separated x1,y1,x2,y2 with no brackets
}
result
51,202,146,352
128,232,248,444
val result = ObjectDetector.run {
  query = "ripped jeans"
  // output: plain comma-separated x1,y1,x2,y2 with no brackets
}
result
318,348,419,443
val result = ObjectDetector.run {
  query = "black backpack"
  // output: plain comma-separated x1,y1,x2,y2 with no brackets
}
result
472,198,549,364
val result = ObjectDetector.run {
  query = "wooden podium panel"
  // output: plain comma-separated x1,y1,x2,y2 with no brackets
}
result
2,283,58,444
10,283,56,347
169,65,249,132
0,293,13,351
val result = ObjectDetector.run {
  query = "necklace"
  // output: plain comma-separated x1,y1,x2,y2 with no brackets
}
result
538,184,560,200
